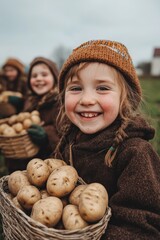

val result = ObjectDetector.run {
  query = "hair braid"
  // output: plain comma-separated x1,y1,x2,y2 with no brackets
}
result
105,119,129,167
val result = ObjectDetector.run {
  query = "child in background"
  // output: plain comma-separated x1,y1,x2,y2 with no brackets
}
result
0,58,27,118
24,57,60,158
6,57,60,173
54,40,160,239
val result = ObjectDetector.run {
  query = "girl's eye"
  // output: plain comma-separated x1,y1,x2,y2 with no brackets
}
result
97,86,110,91
69,86,82,91
31,74,37,78
42,73,48,77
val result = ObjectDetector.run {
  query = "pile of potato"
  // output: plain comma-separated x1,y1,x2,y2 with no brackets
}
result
0,110,41,136
7,158,109,230
0,91,23,103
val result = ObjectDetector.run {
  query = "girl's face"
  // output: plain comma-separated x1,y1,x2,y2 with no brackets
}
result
30,63,54,95
65,63,121,134
4,66,19,81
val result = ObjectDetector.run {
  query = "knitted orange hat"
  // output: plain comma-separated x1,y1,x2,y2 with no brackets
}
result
59,40,142,103
2,58,25,74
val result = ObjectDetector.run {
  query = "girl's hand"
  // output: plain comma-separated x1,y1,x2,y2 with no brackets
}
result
27,124,48,145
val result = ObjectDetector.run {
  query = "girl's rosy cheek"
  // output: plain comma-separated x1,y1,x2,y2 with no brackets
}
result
65,99,75,111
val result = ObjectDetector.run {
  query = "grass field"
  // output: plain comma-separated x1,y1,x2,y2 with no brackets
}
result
0,77,160,239
140,78,160,155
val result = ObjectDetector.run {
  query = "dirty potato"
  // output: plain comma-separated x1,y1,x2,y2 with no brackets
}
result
69,184,87,206
8,170,31,196
62,204,88,230
17,185,41,210
26,158,50,187
31,196,63,227
46,165,78,198
44,158,67,174
3,126,16,136
79,183,108,222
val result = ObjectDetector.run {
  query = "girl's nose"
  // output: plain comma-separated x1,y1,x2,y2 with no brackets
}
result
36,75,42,81
79,92,96,105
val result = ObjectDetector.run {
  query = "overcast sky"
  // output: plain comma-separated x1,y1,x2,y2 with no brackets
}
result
0,0,160,68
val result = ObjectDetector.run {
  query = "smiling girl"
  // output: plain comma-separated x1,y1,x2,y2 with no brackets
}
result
24,57,60,157
65,63,121,134
54,40,160,240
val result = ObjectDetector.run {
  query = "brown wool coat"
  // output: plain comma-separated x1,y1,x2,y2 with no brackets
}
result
56,116,160,240
23,91,60,158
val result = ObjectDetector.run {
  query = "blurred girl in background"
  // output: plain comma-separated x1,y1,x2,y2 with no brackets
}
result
24,57,60,159
0,57,27,118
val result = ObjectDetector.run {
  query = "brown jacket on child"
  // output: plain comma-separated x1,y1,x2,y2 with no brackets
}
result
55,115,160,240
23,90,60,159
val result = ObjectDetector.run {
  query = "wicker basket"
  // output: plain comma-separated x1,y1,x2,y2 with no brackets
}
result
0,175,111,240
0,118,39,159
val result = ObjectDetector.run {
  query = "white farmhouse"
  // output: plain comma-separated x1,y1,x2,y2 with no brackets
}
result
151,48,160,76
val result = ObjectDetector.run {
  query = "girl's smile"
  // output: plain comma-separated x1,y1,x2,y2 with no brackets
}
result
78,112,101,118
30,63,54,95
65,63,121,134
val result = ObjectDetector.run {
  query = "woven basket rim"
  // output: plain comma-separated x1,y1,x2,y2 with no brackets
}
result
0,116,40,158
0,175,111,239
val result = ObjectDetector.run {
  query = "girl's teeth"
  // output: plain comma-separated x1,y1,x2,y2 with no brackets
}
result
81,113,98,117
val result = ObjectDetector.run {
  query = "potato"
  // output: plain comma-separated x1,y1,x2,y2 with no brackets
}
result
46,165,78,198
0,123,9,134
31,110,40,116
8,170,31,196
23,118,32,129
20,129,27,134
62,204,88,230
3,126,16,136
44,158,67,173
27,158,50,187
16,112,26,122
8,114,17,125
30,115,41,124
31,196,63,227
17,185,41,210
23,112,31,119
69,184,87,206
79,183,108,222
12,122,23,133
